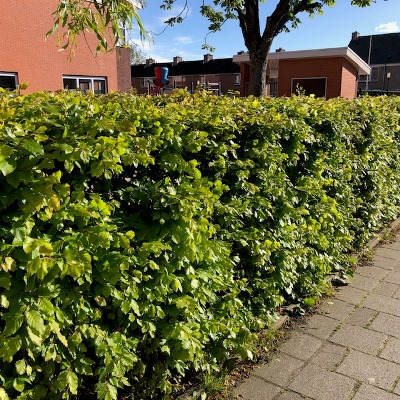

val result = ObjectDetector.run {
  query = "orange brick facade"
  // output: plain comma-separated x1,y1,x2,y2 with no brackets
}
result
1,0,131,93
278,57,358,99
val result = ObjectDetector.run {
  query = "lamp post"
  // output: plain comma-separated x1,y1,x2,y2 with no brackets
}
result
386,72,391,94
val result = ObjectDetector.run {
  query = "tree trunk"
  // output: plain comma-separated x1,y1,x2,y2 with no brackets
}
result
248,49,269,96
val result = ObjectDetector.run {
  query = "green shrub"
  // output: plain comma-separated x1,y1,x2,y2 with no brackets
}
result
0,90,399,399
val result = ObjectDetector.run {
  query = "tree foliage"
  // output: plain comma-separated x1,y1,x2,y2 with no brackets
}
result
49,0,146,52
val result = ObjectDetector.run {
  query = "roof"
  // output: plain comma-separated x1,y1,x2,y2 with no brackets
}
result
348,32,400,65
233,47,371,75
131,57,240,77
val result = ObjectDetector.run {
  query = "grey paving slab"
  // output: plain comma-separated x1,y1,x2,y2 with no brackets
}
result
252,353,304,387
395,380,400,396
336,350,400,390
384,270,400,285
362,294,400,317
352,383,400,400
287,363,356,400
335,286,368,305
381,240,400,252
369,313,400,338
374,247,400,261
349,274,380,291
355,265,390,280
345,307,378,327
373,281,400,296
394,287,400,299
380,337,400,364
234,376,281,400
300,314,339,340
309,343,347,370
318,299,355,321
371,255,400,270
280,332,322,361
329,323,387,355
274,390,306,400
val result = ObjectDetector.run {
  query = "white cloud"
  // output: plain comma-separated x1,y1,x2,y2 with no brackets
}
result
174,36,195,44
375,21,400,34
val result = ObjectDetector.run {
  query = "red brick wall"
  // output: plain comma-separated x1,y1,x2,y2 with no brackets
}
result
277,57,358,99
340,59,358,99
0,0,131,93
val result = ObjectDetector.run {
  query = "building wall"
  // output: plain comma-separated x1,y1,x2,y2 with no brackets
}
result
340,59,358,99
277,57,358,99
357,64,400,93
1,0,131,93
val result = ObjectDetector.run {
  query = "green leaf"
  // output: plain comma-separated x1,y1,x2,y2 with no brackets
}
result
22,140,44,156
25,309,46,335
15,359,26,375
0,336,22,362
0,159,16,176
67,370,79,395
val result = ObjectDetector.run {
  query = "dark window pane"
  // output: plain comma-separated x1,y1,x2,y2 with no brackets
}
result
292,78,326,98
94,80,106,94
0,75,16,90
63,78,77,90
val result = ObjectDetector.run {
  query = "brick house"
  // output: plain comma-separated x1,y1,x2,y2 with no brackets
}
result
0,0,131,94
131,54,241,95
233,47,370,99
348,31,400,94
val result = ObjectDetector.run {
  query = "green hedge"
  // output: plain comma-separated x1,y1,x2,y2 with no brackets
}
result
0,90,399,399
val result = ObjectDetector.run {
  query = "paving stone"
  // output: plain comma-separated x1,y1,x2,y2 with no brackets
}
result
362,294,400,317
330,323,387,355
318,300,355,321
234,376,281,400
369,313,400,338
280,332,322,361
384,270,400,285
374,247,400,261
336,350,400,390
380,337,400,364
287,363,356,400
394,287,400,299
345,307,378,327
252,353,304,387
373,281,400,296
349,274,380,292
381,240,400,252
335,286,368,305
274,390,307,400
395,380,400,396
371,255,399,270
309,343,347,370
355,265,390,280
352,383,400,400
300,314,340,340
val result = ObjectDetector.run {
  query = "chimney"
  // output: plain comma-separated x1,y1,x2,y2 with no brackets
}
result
146,58,155,67
173,56,183,65
203,54,213,63
275,47,285,52
352,31,360,40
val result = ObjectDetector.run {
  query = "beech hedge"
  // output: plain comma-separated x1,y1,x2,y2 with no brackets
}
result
0,90,400,399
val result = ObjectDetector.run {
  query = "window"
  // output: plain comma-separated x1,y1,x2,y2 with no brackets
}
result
292,77,327,98
63,76,107,94
0,72,18,90
234,74,240,86
140,77,147,87
359,67,379,82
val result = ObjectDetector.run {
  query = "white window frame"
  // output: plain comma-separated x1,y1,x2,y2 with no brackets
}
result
62,75,108,94
234,73,240,86
140,77,147,87
0,72,18,90
359,66,379,82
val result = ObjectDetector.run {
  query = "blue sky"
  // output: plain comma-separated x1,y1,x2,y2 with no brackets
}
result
129,1,399,63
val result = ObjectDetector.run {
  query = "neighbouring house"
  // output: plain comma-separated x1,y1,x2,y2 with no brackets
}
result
233,47,370,99
348,31,400,95
131,55,241,95
0,0,131,94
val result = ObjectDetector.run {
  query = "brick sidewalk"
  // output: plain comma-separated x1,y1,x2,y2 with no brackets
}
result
234,231,400,400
